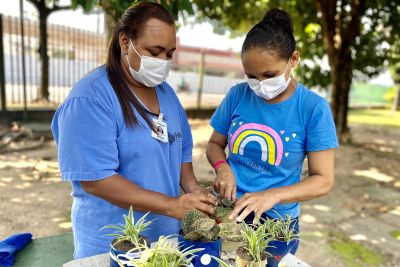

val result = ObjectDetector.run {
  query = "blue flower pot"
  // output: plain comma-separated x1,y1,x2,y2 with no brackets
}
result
178,234,222,267
109,237,149,267
266,239,298,267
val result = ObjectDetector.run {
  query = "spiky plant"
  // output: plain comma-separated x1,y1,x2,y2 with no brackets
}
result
240,222,273,263
120,235,204,267
261,214,299,242
102,206,153,247
210,255,232,267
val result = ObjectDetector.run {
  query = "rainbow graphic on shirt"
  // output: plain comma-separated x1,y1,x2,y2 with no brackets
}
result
229,123,283,166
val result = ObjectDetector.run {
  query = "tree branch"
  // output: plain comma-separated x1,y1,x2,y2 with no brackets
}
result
341,0,366,50
315,0,338,62
51,5,72,12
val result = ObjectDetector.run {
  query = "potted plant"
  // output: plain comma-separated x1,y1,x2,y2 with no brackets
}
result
262,215,299,267
214,198,235,223
235,222,273,267
102,206,153,267
120,235,204,267
179,209,236,267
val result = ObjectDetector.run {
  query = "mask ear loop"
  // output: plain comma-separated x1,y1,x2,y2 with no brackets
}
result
129,39,142,58
126,39,141,72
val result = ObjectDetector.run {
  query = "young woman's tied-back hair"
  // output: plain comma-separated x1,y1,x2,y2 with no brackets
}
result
242,8,296,60
106,2,175,129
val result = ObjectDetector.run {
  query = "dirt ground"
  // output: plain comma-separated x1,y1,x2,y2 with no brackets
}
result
0,120,399,267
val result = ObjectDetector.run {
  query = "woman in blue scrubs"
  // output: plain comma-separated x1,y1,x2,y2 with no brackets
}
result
51,2,216,259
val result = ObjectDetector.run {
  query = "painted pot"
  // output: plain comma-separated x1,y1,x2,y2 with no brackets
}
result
235,255,267,267
266,239,298,267
178,234,222,267
109,237,150,267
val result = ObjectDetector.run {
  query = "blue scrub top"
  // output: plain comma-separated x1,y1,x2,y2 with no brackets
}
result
51,66,193,259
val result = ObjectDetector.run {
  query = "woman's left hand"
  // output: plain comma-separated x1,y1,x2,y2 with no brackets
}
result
229,190,280,224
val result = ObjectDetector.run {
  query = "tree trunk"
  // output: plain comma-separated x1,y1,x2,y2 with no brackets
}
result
38,10,49,100
100,0,117,45
330,52,353,143
392,86,399,113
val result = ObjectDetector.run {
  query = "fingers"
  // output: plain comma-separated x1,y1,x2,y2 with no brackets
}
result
230,196,251,221
215,180,235,200
252,210,262,225
231,186,237,202
234,193,250,209
195,202,215,216
236,206,253,223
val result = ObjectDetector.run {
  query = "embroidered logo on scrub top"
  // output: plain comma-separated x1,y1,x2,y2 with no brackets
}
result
229,123,284,166
168,131,182,145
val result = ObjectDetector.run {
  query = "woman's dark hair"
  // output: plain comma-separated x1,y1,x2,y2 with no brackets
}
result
242,8,296,60
106,2,174,129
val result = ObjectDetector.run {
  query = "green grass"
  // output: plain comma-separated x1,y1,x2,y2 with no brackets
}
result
390,230,400,240
329,232,383,267
348,109,400,128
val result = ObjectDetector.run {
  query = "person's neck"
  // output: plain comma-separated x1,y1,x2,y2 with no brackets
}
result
265,79,298,104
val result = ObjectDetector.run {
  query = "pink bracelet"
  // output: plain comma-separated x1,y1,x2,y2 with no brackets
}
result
213,160,227,170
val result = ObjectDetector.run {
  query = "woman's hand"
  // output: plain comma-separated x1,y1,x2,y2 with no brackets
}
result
229,190,280,224
170,191,218,220
213,164,236,200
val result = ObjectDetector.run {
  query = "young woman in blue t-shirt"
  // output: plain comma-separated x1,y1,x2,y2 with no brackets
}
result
207,9,338,254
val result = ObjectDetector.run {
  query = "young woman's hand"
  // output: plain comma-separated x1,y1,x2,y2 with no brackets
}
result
229,190,280,224
213,164,236,201
170,191,218,220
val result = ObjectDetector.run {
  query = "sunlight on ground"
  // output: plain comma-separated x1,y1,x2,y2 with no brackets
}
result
0,161,36,169
354,167,395,183
58,222,72,229
348,109,400,128
389,206,400,216
312,204,331,212
300,214,317,223
1,177,13,183
350,234,368,241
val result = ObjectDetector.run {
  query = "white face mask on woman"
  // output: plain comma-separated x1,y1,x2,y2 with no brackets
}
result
125,39,172,87
247,58,293,100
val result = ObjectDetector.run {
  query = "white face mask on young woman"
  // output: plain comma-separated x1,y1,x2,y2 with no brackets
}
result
247,58,293,100
125,39,172,87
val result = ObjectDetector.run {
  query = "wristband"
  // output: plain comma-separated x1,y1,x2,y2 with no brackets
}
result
213,160,227,170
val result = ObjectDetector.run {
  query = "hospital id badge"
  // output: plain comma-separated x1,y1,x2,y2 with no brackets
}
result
151,114,168,143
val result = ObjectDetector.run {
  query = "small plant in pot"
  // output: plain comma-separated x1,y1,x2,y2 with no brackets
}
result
179,209,236,267
120,235,204,267
235,222,273,267
214,198,235,223
102,206,152,267
262,215,299,267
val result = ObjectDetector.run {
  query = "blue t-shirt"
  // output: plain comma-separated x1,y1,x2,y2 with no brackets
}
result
51,66,193,259
210,82,338,219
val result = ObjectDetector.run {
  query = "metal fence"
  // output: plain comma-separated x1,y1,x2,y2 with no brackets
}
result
0,10,245,112
0,14,107,110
